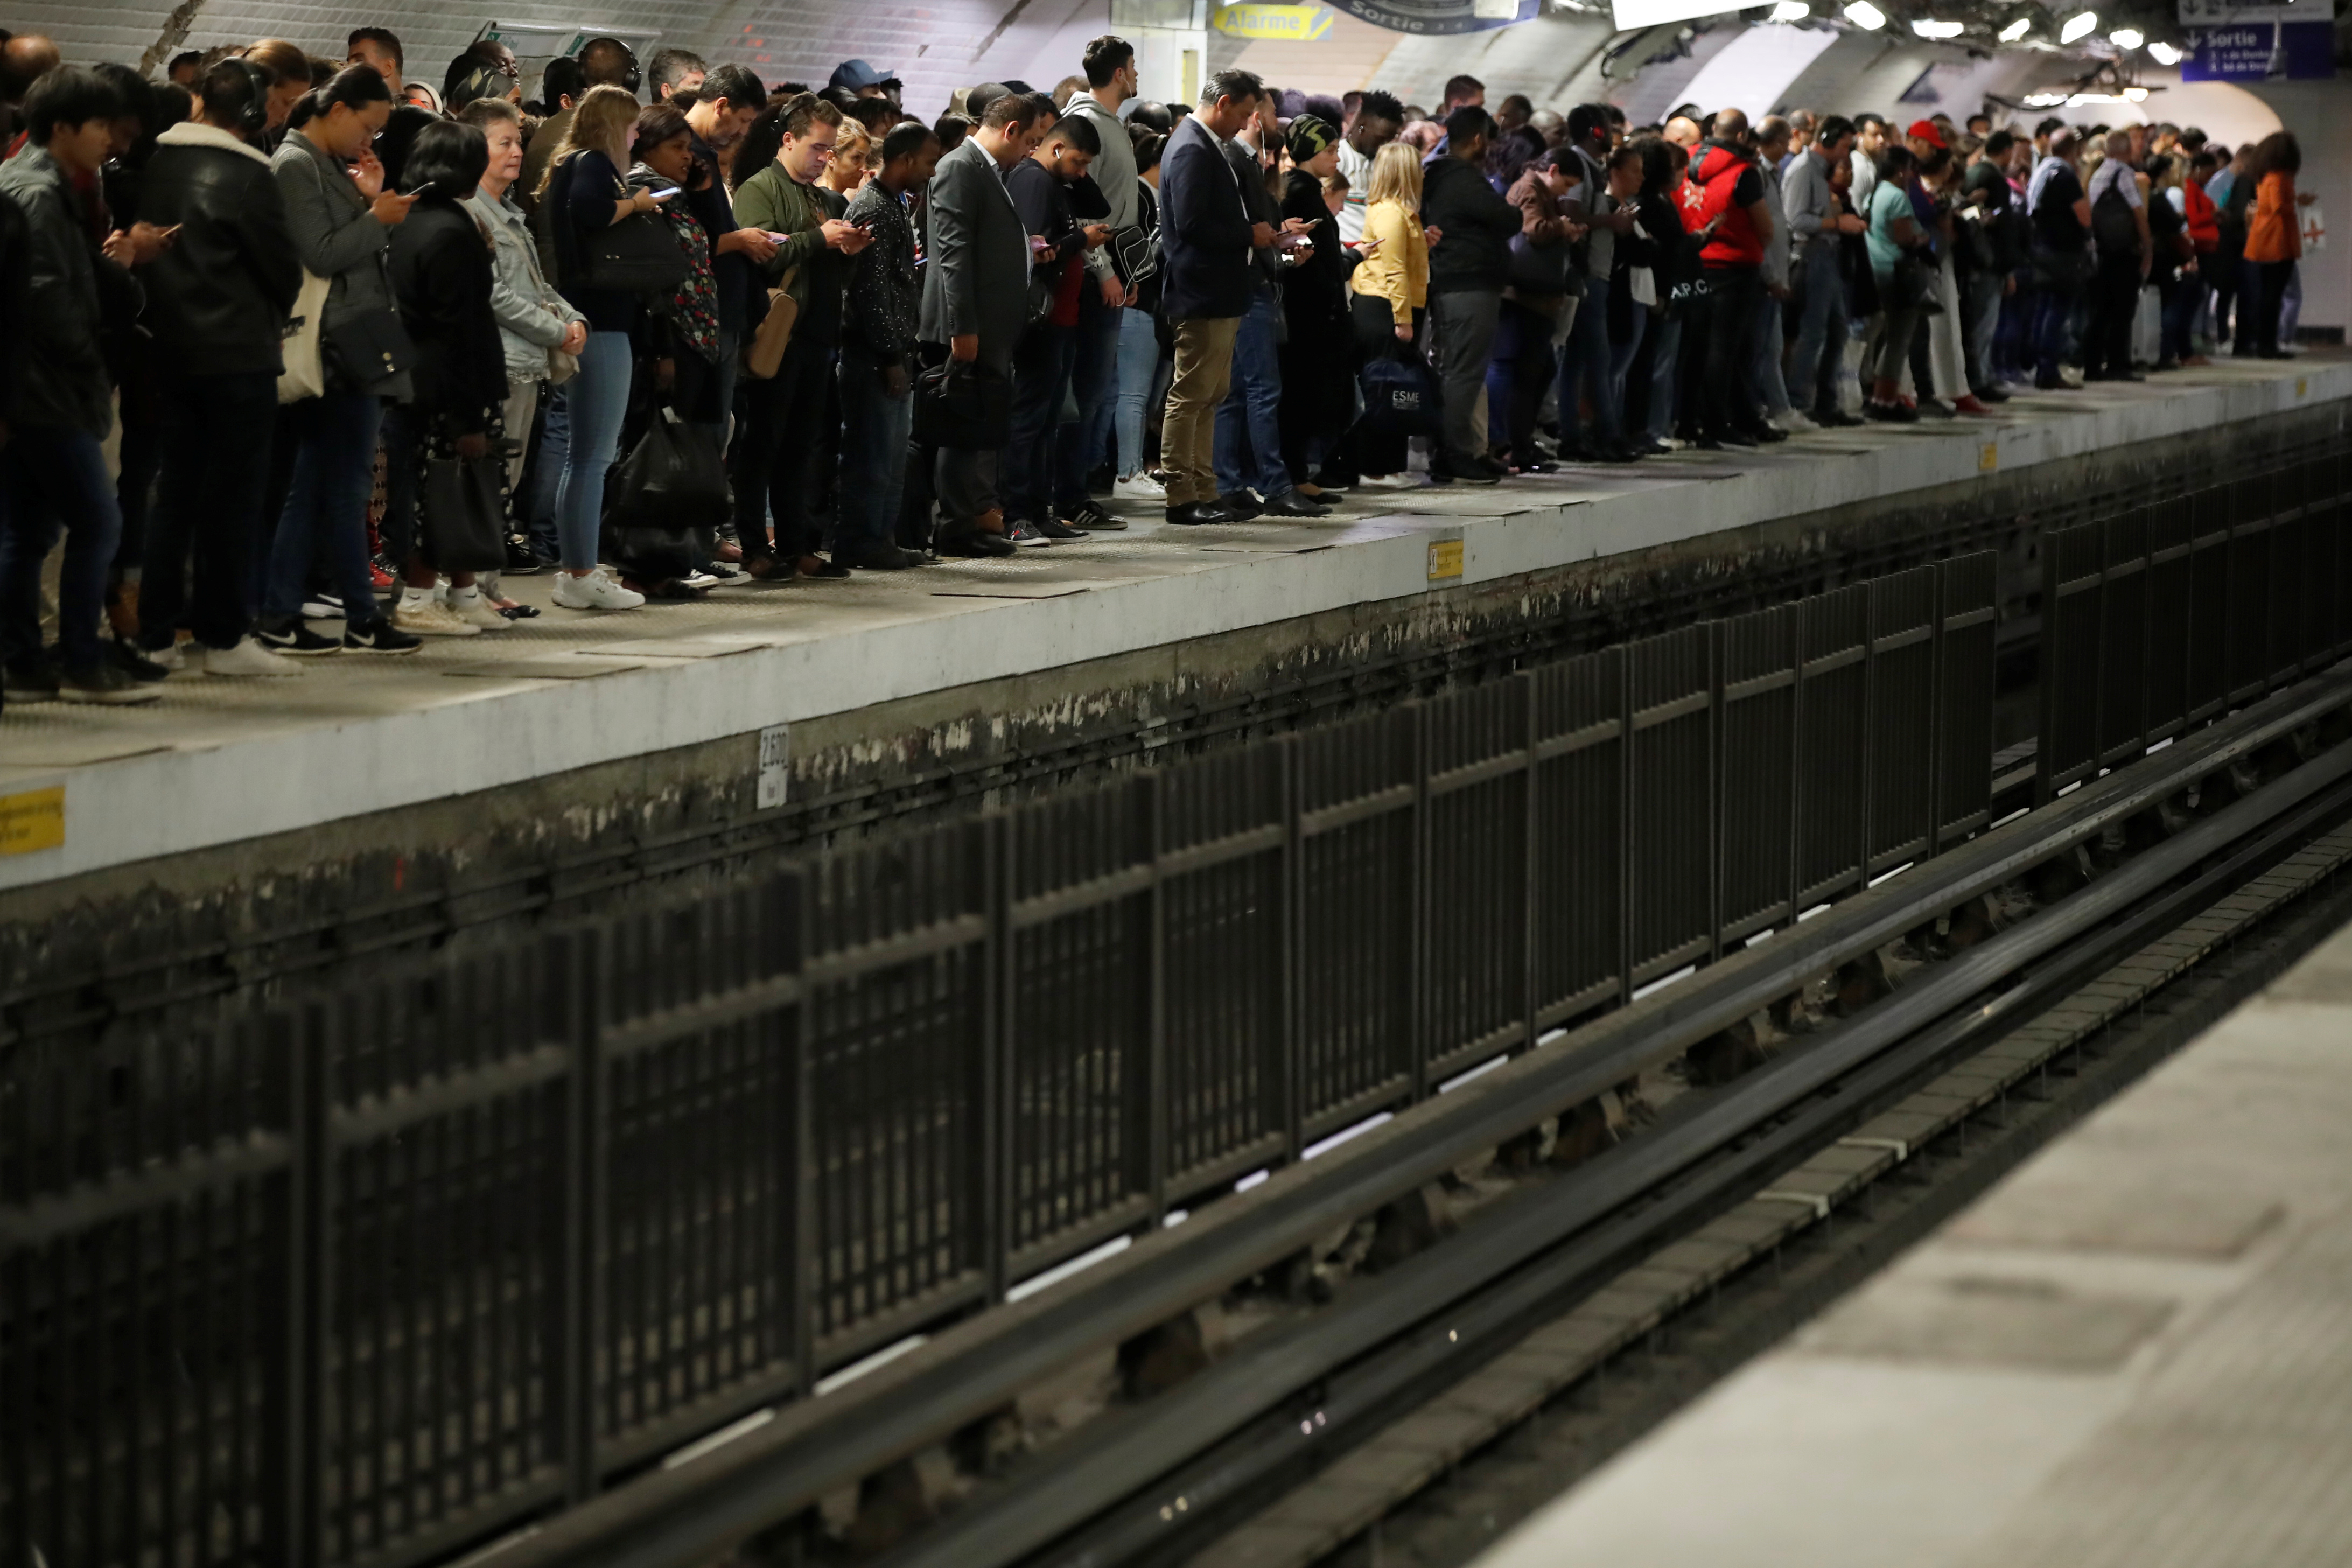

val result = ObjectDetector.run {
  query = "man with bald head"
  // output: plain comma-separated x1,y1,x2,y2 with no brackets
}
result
1686,107,1781,446
1,32,60,140
2027,126,2091,387
1663,114,1702,150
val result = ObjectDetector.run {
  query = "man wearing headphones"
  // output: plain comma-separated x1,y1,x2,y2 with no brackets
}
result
128,57,306,676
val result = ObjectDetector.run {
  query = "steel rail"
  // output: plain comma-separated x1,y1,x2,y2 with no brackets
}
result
887,733,2352,1568
492,667,2352,1568
1007,744,2352,1568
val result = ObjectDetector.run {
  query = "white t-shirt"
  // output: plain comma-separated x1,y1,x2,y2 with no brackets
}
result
1336,137,1374,247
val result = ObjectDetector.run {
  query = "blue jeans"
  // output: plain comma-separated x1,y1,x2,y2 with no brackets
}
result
1788,242,1849,415
1115,305,1158,478
1644,313,1682,442
838,341,914,555
1608,304,1647,408
1751,287,1790,417
2032,271,2081,382
1065,285,1121,505
1215,286,1289,499
2,427,120,671
2163,274,2204,363
552,330,632,571
264,389,383,626
1006,323,1076,524
1555,274,1618,447
142,369,278,652
527,382,569,563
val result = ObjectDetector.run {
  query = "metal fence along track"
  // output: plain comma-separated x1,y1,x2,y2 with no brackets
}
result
2,550,2005,1568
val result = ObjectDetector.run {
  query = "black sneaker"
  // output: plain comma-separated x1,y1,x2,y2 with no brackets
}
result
342,619,422,655
2,658,61,704
504,536,544,574
1035,516,1086,541
1064,501,1127,532
58,661,161,705
256,618,343,656
1215,491,1265,519
106,640,171,682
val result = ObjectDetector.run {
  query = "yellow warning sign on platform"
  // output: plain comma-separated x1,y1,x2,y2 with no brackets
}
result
1428,540,1464,580
1979,442,1998,473
0,786,64,855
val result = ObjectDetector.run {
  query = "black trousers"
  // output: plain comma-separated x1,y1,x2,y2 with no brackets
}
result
2082,253,2141,377
1698,266,1762,439
729,336,834,562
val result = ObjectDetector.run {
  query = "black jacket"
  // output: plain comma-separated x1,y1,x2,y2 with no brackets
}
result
1422,154,1520,295
137,122,304,377
1158,114,1256,322
1279,169,1351,342
0,144,132,437
388,196,508,432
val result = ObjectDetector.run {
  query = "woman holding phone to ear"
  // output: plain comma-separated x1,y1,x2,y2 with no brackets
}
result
538,83,663,610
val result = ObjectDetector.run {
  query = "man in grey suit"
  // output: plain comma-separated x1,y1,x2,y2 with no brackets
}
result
916,89,1044,555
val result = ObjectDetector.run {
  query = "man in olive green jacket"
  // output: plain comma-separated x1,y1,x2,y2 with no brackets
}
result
727,93,870,576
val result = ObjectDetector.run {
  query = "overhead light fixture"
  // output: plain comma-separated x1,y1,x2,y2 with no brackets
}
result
1846,0,1886,28
2060,10,2098,41
1999,15,2032,38
2148,39,2181,62
1912,17,1964,36
1770,1,1811,19
2109,26,2143,46
2022,90,2068,104
2124,85,2149,98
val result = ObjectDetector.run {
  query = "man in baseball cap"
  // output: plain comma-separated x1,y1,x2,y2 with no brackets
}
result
829,58,900,102
1906,118,1945,158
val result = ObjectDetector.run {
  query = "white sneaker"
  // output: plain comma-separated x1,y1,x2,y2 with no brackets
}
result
203,635,305,676
445,585,510,629
144,641,187,673
1778,409,1817,431
1114,471,1166,501
391,589,482,636
552,569,646,611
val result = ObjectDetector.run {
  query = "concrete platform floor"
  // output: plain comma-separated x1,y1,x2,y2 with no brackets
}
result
1473,909,2352,1568
1,352,2343,893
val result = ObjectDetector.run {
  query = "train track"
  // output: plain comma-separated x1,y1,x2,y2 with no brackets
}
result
493,667,2352,1568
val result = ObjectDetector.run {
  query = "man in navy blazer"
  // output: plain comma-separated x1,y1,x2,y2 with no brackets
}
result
1156,68,1275,525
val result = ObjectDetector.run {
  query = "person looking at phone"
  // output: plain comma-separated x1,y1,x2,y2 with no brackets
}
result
132,55,309,676
538,82,656,610
1210,85,1326,519
729,91,872,579
838,121,941,569
999,107,1110,543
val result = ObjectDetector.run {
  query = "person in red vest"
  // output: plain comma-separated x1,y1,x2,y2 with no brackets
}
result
1683,108,1781,450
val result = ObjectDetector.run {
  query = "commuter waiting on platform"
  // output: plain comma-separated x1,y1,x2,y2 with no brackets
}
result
0,24,2330,723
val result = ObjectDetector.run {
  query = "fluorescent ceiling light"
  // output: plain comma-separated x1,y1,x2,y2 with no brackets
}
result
2022,90,2068,104
1999,15,2032,37
1770,1,1811,19
1912,17,1964,36
2147,39,2181,61
1846,0,1886,27
2124,85,2149,98
2109,25,2143,46
2060,10,2098,41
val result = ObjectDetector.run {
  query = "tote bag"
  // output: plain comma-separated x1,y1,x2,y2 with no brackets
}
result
277,269,331,404
421,453,509,573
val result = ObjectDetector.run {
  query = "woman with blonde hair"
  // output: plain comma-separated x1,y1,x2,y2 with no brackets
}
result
538,82,664,610
1349,139,1430,482
823,117,872,194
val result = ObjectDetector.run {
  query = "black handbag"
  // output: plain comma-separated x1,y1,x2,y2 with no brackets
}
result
323,305,418,388
1359,347,1440,438
913,360,1012,450
1507,230,1571,297
605,407,731,530
582,208,690,293
1882,251,1934,312
420,452,508,572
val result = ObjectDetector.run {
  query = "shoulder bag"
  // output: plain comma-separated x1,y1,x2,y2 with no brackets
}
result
421,451,509,573
1359,342,1441,438
605,405,731,530
277,269,332,404
579,169,691,293
741,268,802,381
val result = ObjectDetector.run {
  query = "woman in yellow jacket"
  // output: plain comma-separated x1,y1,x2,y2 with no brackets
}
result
1350,141,1431,480
2239,130,2302,360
